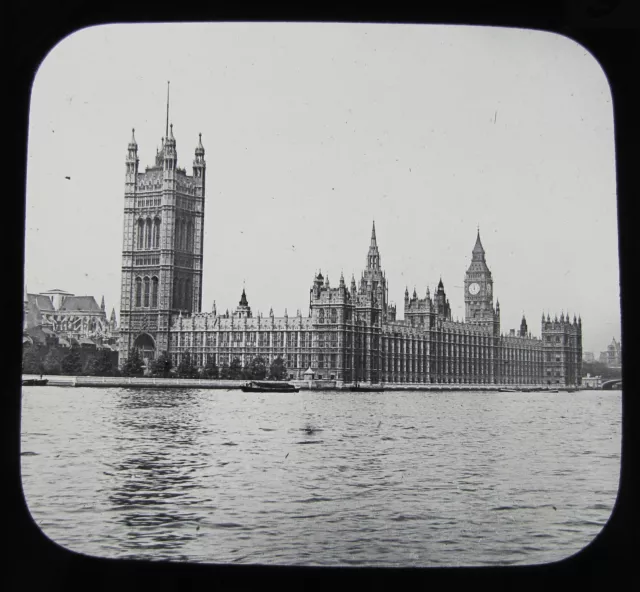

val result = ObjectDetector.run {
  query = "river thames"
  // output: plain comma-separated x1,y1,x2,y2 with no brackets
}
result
20,387,621,567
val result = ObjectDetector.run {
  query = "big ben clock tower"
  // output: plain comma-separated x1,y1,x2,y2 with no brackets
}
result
464,230,495,325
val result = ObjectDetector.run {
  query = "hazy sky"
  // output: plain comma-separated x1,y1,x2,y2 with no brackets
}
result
24,23,619,353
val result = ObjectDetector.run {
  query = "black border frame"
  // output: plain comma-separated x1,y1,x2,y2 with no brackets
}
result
8,1,637,588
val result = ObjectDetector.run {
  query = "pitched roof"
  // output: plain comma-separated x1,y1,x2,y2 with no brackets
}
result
59,296,102,312
28,294,54,311
40,289,74,295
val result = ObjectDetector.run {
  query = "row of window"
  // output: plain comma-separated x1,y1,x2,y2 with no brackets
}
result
135,256,160,266
175,218,194,252
137,218,161,250
134,276,158,308
135,216,198,253
138,198,161,207
173,277,192,311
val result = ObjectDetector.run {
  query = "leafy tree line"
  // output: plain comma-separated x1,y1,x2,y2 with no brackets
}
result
24,343,290,381
144,352,289,380
22,345,119,376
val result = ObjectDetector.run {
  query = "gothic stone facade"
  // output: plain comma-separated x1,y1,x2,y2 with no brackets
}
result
119,127,582,387
25,288,118,345
165,227,582,387
118,126,206,366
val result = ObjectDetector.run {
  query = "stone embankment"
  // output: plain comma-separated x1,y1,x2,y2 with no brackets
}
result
22,375,574,392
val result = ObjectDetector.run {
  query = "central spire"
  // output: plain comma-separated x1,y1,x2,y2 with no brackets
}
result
367,221,381,270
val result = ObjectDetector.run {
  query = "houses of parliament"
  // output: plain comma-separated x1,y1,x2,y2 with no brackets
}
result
119,115,583,387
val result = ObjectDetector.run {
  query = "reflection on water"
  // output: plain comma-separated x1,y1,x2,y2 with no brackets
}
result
105,390,207,559
21,388,621,566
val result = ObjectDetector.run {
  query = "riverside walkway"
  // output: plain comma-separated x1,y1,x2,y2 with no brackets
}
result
21,375,575,392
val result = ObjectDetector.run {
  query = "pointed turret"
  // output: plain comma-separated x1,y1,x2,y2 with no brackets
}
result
100,296,105,311
351,274,357,295
239,289,248,307
212,300,217,315
325,275,330,289
193,133,206,179
472,229,485,261
125,128,139,190
128,128,138,151
413,287,417,299
366,221,381,270
339,271,345,288
520,314,528,337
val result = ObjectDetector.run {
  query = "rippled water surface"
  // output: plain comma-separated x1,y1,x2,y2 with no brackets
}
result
21,387,621,566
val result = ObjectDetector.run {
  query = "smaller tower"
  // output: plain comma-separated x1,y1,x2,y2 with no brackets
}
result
234,288,252,319
520,315,528,337
125,128,139,193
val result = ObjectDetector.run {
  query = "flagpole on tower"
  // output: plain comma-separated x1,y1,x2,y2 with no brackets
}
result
166,81,170,138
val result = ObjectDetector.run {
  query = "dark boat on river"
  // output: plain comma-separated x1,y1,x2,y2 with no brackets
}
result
241,381,299,393
22,378,49,386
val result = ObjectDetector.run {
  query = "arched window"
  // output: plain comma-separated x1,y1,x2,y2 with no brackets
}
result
319,309,325,324
187,221,193,252
331,309,337,324
185,279,192,311
151,277,159,308
143,277,150,307
173,277,179,308
153,218,161,249
175,218,182,251
135,277,142,307
178,278,185,309
181,219,187,251
145,218,152,249
137,219,144,249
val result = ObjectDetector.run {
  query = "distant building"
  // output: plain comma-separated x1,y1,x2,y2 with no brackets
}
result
599,338,622,368
583,351,595,363
23,288,119,350
582,374,602,389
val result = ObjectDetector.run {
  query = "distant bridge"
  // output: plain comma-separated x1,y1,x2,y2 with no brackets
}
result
601,379,623,390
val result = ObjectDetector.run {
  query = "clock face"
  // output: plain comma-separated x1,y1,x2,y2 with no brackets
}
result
469,283,480,295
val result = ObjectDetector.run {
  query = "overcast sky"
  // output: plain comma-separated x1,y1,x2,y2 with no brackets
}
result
24,23,619,354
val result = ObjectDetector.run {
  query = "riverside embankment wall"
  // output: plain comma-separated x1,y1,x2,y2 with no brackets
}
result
22,375,567,391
